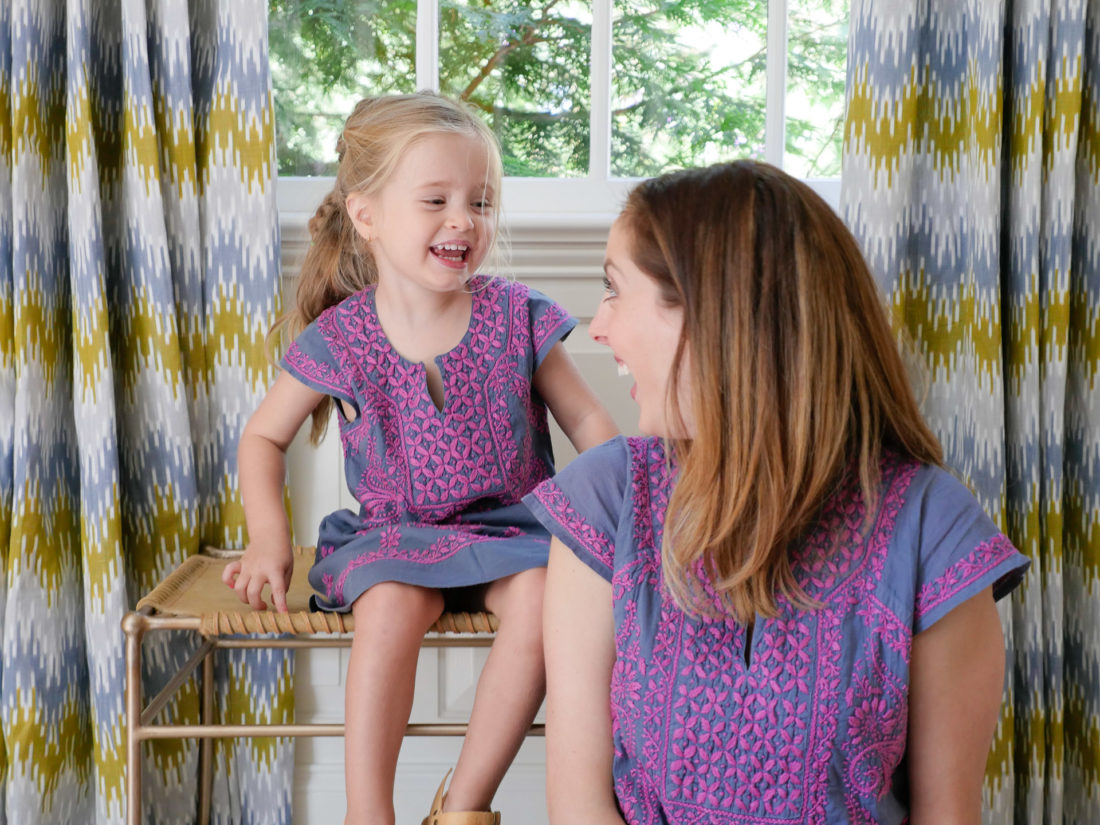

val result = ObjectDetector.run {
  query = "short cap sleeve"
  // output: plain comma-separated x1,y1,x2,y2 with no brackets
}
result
280,308,357,407
910,467,1030,634
526,286,576,368
523,436,631,582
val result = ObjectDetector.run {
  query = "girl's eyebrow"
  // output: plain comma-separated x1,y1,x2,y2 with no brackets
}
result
412,179,495,193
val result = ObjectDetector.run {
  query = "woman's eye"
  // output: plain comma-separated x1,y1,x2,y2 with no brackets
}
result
601,276,618,299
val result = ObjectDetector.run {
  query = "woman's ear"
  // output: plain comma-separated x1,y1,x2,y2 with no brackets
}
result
345,192,374,241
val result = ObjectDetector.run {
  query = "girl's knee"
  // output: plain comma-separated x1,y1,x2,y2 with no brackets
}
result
487,567,547,631
352,581,444,628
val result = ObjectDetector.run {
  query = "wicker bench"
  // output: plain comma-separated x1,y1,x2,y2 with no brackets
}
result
122,545,538,825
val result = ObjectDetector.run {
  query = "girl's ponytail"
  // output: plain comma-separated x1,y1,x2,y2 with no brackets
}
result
297,188,376,329
269,188,377,443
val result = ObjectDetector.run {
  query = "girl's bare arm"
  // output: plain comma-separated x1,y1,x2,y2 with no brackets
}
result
222,371,324,612
534,342,619,453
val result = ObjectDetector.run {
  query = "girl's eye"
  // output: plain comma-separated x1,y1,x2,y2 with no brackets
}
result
601,275,618,299
473,201,493,211
425,198,445,206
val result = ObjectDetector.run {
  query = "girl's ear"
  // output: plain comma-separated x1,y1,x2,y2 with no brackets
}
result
345,192,374,241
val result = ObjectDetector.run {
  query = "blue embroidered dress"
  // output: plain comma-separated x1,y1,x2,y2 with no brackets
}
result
524,436,1030,825
282,276,574,611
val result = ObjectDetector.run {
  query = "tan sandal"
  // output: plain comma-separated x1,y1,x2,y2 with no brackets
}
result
421,769,501,825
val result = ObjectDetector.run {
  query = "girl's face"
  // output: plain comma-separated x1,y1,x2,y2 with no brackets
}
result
590,217,689,438
348,132,496,295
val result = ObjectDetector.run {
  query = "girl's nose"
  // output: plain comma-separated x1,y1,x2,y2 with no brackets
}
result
446,205,474,230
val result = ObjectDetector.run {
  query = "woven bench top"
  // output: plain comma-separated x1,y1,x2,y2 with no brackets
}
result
136,546,499,637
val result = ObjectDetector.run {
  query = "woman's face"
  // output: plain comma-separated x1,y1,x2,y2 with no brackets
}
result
590,217,688,438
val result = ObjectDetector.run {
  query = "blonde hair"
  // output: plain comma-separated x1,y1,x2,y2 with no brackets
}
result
621,161,943,623
274,92,504,443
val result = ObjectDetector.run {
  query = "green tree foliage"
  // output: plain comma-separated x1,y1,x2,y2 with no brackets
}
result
267,0,847,178
268,0,417,175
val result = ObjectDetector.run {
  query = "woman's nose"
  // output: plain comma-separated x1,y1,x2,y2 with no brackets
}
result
589,301,609,343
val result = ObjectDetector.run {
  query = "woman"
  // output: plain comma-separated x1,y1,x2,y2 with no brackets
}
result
523,161,1029,825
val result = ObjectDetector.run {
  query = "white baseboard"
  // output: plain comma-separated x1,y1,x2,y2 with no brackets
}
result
293,744,548,825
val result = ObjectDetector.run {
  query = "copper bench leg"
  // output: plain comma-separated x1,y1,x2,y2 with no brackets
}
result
123,610,149,825
199,649,215,825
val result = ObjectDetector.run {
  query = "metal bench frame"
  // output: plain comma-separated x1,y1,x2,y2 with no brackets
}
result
121,550,542,825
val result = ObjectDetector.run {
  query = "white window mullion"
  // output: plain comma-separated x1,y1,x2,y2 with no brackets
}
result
417,0,440,91
765,0,788,168
590,0,613,181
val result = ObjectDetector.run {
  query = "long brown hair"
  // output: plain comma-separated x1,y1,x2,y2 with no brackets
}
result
273,92,504,443
621,161,943,622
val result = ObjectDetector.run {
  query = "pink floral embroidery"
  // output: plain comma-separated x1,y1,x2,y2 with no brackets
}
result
532,301,571,356
916,533,1019,620
535,444,1022,824
330,525,523,605
290,278,565,522
618,447,917,823
283,344,348,397
844,641,908,806
290,276,571,608
529,482,614,569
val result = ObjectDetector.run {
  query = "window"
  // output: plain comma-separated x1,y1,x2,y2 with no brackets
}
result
270,0,847,218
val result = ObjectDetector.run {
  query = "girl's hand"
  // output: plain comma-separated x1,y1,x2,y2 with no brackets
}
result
231,371,325,613
222,543,294,613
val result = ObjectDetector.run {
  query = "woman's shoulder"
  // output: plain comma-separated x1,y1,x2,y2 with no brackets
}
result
875,456,1006,558
879,456,1029,623
530,437,637,519
565,435,664,473
559,434,633,478
895,459,993,519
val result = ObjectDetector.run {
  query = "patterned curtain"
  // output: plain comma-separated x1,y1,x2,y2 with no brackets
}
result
841,1,1100,824
0,1,293,823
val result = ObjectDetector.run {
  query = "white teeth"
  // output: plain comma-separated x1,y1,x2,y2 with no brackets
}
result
617,362,630,377
437,243,467,251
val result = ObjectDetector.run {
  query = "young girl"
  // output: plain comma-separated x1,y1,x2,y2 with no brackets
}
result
223,92,618,825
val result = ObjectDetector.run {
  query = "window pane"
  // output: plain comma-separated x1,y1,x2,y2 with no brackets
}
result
439,0,592,178
785,0,848,178
611,0,768,177
268,0,416,176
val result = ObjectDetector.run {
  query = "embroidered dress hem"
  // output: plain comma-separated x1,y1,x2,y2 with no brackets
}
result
308,503,550,612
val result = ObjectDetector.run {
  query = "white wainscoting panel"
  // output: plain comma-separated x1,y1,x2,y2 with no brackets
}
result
282,214,632,824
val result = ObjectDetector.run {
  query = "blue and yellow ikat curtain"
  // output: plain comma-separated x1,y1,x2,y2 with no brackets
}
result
0,1,292,823
842,1,1100,823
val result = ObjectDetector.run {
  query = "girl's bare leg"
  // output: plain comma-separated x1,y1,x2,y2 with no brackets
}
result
344,581,445,825
443,567,547,812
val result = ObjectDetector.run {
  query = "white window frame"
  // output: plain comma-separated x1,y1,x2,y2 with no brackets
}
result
275,0,842,234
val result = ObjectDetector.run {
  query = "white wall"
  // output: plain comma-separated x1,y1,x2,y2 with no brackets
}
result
280,216,638,823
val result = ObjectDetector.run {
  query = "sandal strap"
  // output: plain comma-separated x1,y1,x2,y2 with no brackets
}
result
420,770,500,825
424,811,500,825
422,769,451,823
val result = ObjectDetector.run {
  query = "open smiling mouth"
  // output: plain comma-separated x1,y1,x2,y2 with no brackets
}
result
431,243,470,265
